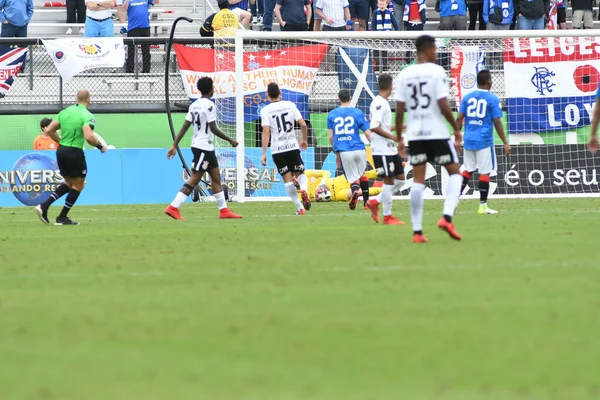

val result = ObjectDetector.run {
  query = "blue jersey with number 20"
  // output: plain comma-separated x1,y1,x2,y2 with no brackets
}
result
327,107,370,152
460,89,502,151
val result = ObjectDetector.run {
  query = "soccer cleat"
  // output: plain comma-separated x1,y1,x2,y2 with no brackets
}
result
165,205,184,220
366,199,380,223
413,233,429,243
295,209,306,215
300,190,311,211
437,218,462,241
349,191,359,210
55,217,79,226
478,205,498,215
219,208,242,219
34,205,50,225
383,215,405,225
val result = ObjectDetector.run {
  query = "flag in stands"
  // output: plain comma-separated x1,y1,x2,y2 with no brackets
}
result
0,47,27,99
504,37,600,133
174,43,328,124
43,38,125,82
336,47,377,116
451,45,486,106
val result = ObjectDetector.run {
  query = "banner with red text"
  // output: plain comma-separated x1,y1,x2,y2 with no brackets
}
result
0,46,27,99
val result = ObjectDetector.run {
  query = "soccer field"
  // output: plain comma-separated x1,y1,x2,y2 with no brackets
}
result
1,198,599,400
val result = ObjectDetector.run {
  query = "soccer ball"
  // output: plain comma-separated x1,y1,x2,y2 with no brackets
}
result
314,184,332,202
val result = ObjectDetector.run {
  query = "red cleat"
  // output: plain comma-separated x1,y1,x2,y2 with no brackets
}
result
383,215,405,225
366,199,380,223
295,209,306,215
165,205,184,220
300,190,311,211
349,191,359,210
437,218,462,240
413,233,429,243
219,208,243,219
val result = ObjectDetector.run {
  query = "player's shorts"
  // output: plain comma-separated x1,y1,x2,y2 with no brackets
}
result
462,146,496,175
191,147,219,172
339,149,367,183
408,139,459,166
56,145,87,178
272,149,305,175
557,7,566,24
373,154,405,177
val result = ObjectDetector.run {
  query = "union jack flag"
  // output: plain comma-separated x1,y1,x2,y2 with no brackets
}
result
0,46,27,99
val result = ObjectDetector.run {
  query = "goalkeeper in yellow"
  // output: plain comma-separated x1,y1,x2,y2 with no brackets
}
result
304,168,381,203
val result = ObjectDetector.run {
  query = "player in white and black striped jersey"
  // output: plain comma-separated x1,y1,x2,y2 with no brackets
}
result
260,82,311,215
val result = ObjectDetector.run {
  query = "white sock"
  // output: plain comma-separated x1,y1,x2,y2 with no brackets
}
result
297,174,308,192
285,182,303,211
170,191,188,208
393,179,406,193
410,183,425,232
215,191,227,210
443,174,463,218
381,184,393,216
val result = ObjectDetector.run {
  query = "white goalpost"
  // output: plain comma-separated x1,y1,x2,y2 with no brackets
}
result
222,30,600,202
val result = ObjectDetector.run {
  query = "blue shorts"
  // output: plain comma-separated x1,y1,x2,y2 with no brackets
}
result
348,0,369,20
84,17,114,37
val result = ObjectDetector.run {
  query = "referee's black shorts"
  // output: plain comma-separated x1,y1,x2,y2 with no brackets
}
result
56,145,87,178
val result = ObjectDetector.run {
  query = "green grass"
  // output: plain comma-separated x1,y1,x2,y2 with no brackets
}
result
1,198,599,400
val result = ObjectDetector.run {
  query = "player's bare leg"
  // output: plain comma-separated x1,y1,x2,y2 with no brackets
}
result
294,171,311,211
208,168,242,219
35,176,72,224
410,164,428,242
284,172,306,215
438,163,462,240
165,171,204,220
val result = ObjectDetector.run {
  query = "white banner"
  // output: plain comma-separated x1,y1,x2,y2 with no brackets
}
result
43,38,125,82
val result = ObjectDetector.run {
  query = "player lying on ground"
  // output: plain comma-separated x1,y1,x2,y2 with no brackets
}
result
396,35,463,243
366,74,406,225
165,77,242,220
457,69,511,215
327,88,373,210
588,84,600,154
304,169,382,202
260,82,311,215
35,90,107,226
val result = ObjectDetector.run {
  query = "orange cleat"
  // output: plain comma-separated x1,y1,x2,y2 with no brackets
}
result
366,199,380,223
301,190,311,211
165,205,184,220
295,209,306,215
383,215,405,225
413,233,429,243
219,208,243,219
349,191,359,210
437,218,462,240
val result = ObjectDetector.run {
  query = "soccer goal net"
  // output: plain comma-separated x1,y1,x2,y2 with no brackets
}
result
176,30,600,202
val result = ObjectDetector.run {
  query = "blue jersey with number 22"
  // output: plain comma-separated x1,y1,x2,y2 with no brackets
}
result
327,107,369,152
460,89,502,151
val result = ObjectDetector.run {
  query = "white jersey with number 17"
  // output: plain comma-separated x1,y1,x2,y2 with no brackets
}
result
394,62,450,142
260,100,303,155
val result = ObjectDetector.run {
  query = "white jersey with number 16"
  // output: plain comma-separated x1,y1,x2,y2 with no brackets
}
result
260,100,303,155
394,62,450,142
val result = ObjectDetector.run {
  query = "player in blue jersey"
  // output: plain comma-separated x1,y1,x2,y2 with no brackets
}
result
588,84,600,154
328,89,373,210
457,70,511,215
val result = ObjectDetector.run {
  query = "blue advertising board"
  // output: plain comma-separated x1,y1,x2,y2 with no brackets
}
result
0,148,315,207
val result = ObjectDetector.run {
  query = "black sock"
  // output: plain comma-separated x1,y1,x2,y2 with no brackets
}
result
444,215,452,223
479,180,490,204
351,182,360,196
41,183,69,210
414,230,423,235
460,176,469,196
360,180,370,204
58,189,81,218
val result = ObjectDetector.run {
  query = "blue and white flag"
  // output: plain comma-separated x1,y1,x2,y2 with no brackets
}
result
337,47,377,116
0,46,27,99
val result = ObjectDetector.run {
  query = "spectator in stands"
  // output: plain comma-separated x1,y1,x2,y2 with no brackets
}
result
555,0,566,29
262,0,275,30
84,0,116,37
229,0,252,29
371,0,399,71
117,2,128,35
250,0,263,24
311,0,322,30
571,0,593,29
436,0,467,29
0,0,34,37
348,0,368,30
200,1,239,37
403,0,426,30
316,0,352,31
515,0,548,29
483,0,513,29
275,0,311,31
122,0,157,74
467,0,486,29
392,0,405,29
34,118,59,151
66,0,86,35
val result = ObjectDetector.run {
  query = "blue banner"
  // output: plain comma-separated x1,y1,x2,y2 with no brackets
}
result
507,96,596,133
337,47,378,116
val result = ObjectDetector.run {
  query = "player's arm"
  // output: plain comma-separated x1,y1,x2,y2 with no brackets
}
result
395,101,407,158
45,120,62,143
83,126,107,153
359,112,372,142
589,98,600,153
167,119,192,159
328,128,334,148
494,118,511,157
209,121,238,147
294,105,308,150
261,125,270,166
456,111,464,129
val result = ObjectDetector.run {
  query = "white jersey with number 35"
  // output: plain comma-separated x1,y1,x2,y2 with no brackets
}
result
260,100,303,155
394,62,450,142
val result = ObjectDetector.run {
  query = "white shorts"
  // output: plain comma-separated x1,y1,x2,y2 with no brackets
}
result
231,7,247,20
462,146,496,175
339,149,367,183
